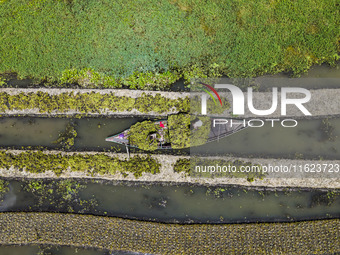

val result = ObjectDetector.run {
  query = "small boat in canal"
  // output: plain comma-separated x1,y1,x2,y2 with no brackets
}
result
105,115,248,150
105,120,172,149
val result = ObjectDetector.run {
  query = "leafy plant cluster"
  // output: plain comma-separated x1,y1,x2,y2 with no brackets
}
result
128,121,160,151
310,190,340,207
0,151,160,178
122,114,212,151
0,179,9,203
119,71,180,90
60,68,180,90
0,91,189,114
190,95,230,115
52,122,77,150
22,179,93,212
168,114,211,149
168,114,191,149
174,158,265,181
190,116,211,147
0,0,338,87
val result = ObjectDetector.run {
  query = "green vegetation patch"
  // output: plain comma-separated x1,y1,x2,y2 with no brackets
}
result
129,121,160,151
168,114,191,149
0,92,189,115
174,158,265,181
0,151,160,178
190,94,230,115
311,190,340,207
52,122,77,150
22,179,96,212
0,179,9,203
168,114,211,149
0,0,338,87
127,114,212,151
60,68,181,90
190,116,211,147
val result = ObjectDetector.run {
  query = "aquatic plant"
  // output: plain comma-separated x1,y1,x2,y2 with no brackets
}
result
320,118,337,141
168,114,191,149
0,76,6,87
190,116,211,147
60,68,181,90
121,71,180,90
0,91,190,115
52,122,77,151
168,114,211,149
189,94,230,115
205,187,227,199
166,114,211,148
0,179,9,203
126,114,212,150
310,190,340,207
128,121,160,151
174,159,191,174
22,179,97,212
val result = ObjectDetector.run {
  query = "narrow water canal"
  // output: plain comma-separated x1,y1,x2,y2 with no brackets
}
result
0,116,340,159
1,179,339,224
191,117,340,159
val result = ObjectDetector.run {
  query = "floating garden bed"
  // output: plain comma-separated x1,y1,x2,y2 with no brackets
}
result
0,151,160,178
0,213,338,254
0,92,189,115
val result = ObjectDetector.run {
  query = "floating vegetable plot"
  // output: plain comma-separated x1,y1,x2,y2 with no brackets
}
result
168,114,211,149
167,114,191,149
128,120,170,151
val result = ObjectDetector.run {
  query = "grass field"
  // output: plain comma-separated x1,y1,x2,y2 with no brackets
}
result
0,0,339,87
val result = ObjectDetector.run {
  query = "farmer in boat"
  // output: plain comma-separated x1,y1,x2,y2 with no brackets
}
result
159,121,166,144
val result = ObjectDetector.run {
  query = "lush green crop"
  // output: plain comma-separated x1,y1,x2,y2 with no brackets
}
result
0,0,338,88
52,121,77,150
168,114,211,149
0,91,189,114
0,151,160,178
129,121,160,151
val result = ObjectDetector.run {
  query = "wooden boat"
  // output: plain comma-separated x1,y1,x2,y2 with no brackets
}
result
105,117,247,150
105,120,171,149
207,120,247,143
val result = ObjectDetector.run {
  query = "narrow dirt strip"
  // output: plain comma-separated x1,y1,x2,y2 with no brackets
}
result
0,150,339,188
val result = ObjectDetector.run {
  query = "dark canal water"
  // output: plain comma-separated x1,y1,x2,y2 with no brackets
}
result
0,179,339,224
0,116,340,159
